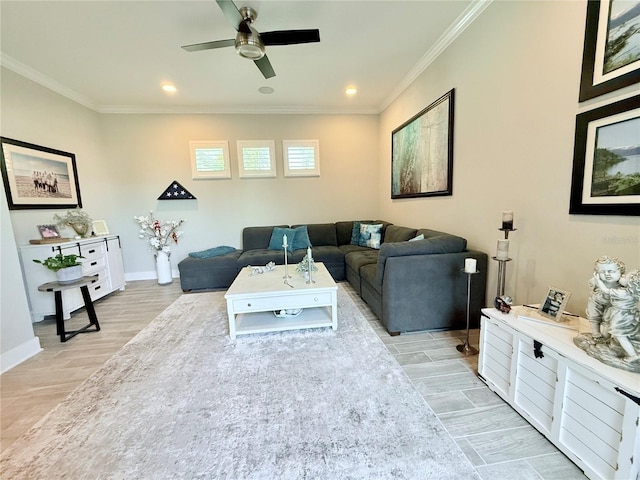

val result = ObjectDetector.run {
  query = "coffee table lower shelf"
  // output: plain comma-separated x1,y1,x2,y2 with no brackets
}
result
232,307,334,338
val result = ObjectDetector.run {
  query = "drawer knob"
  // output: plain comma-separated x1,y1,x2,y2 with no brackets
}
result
314,297,318,302
247,303,252,307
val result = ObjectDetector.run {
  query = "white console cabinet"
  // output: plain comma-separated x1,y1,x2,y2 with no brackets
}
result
19,235,125,322
479,307,639,480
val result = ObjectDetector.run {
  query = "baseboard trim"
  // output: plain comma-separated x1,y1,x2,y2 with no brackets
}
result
1,337,42,374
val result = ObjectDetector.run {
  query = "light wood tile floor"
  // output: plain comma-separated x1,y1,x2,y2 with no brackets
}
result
1,280,183,451
2,280,588,479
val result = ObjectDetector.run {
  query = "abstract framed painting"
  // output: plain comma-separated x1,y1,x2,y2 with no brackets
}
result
391,89,454,199
578,0,640,101
0,137,82,210
569,94,640,216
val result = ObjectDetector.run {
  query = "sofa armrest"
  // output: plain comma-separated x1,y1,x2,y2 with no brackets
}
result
376,235,467,285
380,250,488,332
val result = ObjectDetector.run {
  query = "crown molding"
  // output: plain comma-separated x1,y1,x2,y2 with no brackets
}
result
2,1,491,116
379,0,493,112
0,53,98,111
97,105,380,115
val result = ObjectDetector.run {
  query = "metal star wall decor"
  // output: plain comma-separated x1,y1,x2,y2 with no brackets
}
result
157,180,196,200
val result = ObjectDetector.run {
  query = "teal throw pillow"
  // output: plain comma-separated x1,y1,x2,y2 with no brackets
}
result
359,223,382,249
350,221,361,245
188,246,236,258
291,225,312,250
268,227,296,252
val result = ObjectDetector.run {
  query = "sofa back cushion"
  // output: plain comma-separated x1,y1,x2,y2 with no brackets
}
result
375,234,467,284
383,225,418,243
293,223,337,247
243,225,288,250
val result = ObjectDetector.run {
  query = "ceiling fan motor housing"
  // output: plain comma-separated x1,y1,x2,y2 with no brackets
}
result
235,31,265,60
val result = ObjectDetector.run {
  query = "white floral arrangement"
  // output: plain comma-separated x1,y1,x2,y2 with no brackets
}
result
134,211,185,254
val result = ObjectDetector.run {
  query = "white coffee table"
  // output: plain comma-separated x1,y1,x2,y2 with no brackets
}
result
225,262,338,339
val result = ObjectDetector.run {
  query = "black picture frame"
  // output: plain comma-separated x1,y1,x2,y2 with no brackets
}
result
0,137,82,210
569,94,640,216
391,89,454,199
578,0,640,101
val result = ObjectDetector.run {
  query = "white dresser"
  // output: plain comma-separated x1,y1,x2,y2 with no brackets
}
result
18,235,125,322
479,307,639,480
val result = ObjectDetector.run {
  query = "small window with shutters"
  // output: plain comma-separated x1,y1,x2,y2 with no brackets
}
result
283,140,320,177
189,141,231,179
237,140,277,178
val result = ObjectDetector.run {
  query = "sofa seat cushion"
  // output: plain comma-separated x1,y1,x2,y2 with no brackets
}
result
345,249,380,272
360,263,380,295
177,250,242,291
338,244,372,255
290,245,343,264
237,249,287,267
383,225,418,243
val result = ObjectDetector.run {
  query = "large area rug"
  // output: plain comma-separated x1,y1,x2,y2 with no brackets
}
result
1,285,479,479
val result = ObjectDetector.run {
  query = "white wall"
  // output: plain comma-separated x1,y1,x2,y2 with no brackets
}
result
99,113,379,277
0,180,41,372
378,1,640,312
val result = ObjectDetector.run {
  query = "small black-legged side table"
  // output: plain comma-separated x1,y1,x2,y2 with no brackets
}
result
37,275,101,342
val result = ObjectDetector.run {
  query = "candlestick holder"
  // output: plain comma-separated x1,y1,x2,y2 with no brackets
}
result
492,256,512,297
457,270,479,356
282,246,291,281
499,227,517,240
305,255,315,284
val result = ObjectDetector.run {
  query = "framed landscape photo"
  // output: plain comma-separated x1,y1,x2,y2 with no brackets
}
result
391,89,454,199
539,287,571,321
578,0,640,101
569,94,640,216
0,137,82,210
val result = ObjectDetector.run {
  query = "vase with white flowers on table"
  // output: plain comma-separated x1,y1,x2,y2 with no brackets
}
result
134,211,185,285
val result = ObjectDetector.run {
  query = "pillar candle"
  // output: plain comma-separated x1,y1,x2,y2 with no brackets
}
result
464,258,477,273
307,246,312,260
282,234,288,248
502,211,514,230
496,239,510,260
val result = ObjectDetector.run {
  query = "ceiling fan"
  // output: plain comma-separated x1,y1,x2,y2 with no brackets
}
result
181,0,320,79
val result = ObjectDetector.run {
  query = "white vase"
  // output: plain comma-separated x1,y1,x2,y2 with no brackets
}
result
155,251,173,285
56,265,83,284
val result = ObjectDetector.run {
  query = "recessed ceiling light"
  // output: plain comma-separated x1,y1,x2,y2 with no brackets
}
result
345,87,357,96
162,84,177,93
258,86,275,94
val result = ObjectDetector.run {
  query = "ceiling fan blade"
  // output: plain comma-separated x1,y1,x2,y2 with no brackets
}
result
260,29,320,46
254,55,275,79
215,0,251,33
182,39,235,52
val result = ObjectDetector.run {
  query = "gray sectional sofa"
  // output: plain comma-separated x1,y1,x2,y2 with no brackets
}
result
177,221,488,334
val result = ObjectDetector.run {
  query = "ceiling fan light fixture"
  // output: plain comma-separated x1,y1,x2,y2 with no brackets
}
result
235,32,265,60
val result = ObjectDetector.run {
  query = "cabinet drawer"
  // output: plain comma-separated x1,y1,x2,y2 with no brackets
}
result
79,243,104,261
82,257,106,275
231,291,333,313
88,278,109,300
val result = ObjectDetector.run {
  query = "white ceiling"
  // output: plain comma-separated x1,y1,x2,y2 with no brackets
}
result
0,1,488,114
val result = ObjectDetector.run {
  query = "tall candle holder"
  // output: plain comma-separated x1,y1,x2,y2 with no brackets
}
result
282,246,291,281
306,249,315,284
493,222,516,297
457,269,479,356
